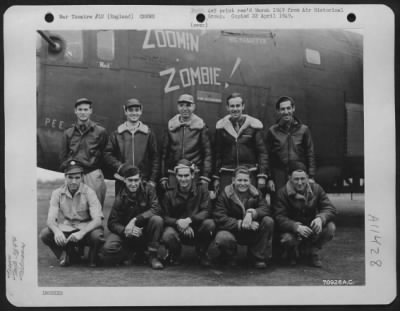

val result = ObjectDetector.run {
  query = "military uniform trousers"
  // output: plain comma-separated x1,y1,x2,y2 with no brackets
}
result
215,216,274,262
100,215,163,265
40,227,105,265
161,219,216,256
279,221,336,255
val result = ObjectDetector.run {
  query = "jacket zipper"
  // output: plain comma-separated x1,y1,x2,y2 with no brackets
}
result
288,132,291,166
131,129,136,165
235,137,239,167
181,126,186,158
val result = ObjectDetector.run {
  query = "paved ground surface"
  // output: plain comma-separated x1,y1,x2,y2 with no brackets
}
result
37,180,365,287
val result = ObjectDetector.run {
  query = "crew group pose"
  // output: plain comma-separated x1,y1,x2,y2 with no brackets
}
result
41,93,336,270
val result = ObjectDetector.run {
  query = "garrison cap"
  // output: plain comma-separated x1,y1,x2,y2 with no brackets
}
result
125,98,142,109
288,161,307,175
64,160,84,175
75,98,92,107
178,94,194,104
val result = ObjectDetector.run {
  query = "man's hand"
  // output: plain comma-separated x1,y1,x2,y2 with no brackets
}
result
183,227,195,239
213,179,220,193
241,212,253,230
160,179,169,191
54,230,68,247
250,221,259,231
124,226,133,238
310,217,322,235
176,218,191,232
267,180,275,192
209,190,217,200
296,225,314,238
131,226,143,238
67,230,85,243
124,218,136,237
309,178,315,184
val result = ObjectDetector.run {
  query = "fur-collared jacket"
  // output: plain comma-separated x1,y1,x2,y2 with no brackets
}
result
103,121,159,183
161,114,212,182
213,184,272,232
266,117,316,177
214,115,269,179
273,181,337,233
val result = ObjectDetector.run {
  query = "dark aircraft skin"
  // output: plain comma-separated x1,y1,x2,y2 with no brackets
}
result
37,29,363,191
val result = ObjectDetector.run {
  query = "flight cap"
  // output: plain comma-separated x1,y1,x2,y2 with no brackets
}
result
64,160,84,175
174,159,196,173
178,94,194,104
125,98,142,109
75,98,92,107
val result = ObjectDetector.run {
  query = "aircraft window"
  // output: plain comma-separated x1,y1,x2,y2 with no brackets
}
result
50,31,83,63
97,30,115,61
305,48,321,65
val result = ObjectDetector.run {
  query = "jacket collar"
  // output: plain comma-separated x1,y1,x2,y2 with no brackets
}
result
168,114,205,131
224,183,259,215
74,120,95,132
61,183,85,198
117,121,149,134
286,180,313,200
121,183,146,199
216,114,263,138
277,116,301,129
173,182,198,198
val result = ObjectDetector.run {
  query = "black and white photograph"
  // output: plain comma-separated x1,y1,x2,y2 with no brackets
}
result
4,4,396,306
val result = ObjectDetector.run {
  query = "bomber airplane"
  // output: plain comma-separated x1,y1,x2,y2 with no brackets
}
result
36,29,363,192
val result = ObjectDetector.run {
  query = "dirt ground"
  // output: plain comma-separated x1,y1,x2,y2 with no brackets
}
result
37,180,365,287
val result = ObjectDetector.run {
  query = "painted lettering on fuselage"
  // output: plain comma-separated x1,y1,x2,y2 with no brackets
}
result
142,30,199,53
160,66,221,93
44,118,65,130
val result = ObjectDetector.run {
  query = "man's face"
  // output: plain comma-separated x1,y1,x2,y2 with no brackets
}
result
278,100,295,122
289,170,308,193
66,173,82,192
227,97,245,120
176,167,194,190
124,174,141,193
177,102,195,120
74,103,92,123
233,172,251,193
125,106,142,123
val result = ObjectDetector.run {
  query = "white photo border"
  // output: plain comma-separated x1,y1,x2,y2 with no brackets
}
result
4,4,396,306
